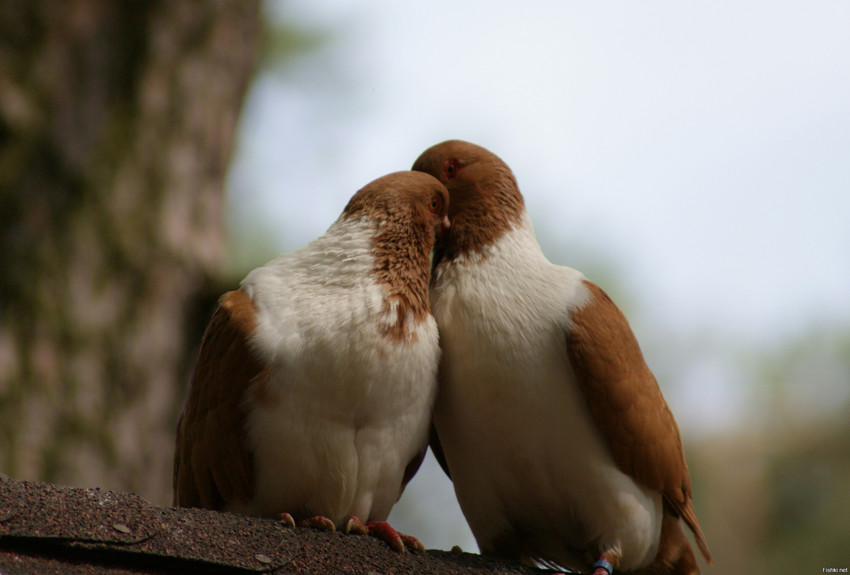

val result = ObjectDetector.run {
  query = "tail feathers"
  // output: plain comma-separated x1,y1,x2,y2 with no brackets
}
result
679,502,712,564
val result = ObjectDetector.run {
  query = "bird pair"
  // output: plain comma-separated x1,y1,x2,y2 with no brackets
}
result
173,140,712,575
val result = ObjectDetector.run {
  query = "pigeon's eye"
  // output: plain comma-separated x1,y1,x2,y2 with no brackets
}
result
430,194,444,215
444,159,459,180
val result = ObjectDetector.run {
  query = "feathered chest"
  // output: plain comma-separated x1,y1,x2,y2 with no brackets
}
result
242,225,440,418
433,251,584,339
430,231,593,397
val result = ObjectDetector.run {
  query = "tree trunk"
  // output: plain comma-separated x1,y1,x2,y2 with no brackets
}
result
0,0,260,505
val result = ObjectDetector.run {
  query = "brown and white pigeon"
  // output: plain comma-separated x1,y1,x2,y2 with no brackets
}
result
412,140,712,574
173,171,450,551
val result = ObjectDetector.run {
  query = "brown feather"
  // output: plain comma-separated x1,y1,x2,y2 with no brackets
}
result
629,505,700,575
173,289,263,510
412,140,524,263
345,171,449,343
401,445,428,491
565,280,711,565
428,424,451,479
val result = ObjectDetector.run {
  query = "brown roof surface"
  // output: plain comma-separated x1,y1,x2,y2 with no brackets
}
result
0,474,549,574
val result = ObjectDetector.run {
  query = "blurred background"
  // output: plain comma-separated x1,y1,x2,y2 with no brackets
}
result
1,1,848,573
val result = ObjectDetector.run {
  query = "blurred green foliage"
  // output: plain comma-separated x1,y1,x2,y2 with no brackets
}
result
764,419,850,573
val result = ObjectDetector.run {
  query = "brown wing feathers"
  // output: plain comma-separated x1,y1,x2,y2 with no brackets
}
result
566,280,711,564
173,290,262,509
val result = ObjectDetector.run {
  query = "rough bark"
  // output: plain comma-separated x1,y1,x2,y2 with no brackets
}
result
0,0,260,505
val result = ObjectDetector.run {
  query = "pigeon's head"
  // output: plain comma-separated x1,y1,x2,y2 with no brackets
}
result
412,140,525,263
343,171,450,237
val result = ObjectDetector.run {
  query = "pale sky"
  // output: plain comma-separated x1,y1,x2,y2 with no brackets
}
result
227,0,850,552
232,0,850,343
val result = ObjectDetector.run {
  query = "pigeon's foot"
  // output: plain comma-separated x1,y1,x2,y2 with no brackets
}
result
277,513,423,554
297,515,337,531
364,520,425,553
591,554,617,575
276,513,337,531
342,515,369,535
277,512,296,527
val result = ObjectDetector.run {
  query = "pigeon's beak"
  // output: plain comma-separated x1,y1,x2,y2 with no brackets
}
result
440,215,451,231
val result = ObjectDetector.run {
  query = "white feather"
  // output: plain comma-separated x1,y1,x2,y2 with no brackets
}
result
431,214,662,571
228,215,440,526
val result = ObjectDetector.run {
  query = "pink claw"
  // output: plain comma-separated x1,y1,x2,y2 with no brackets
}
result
296,515,336,531
343,515,369,535
364,520,424,553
